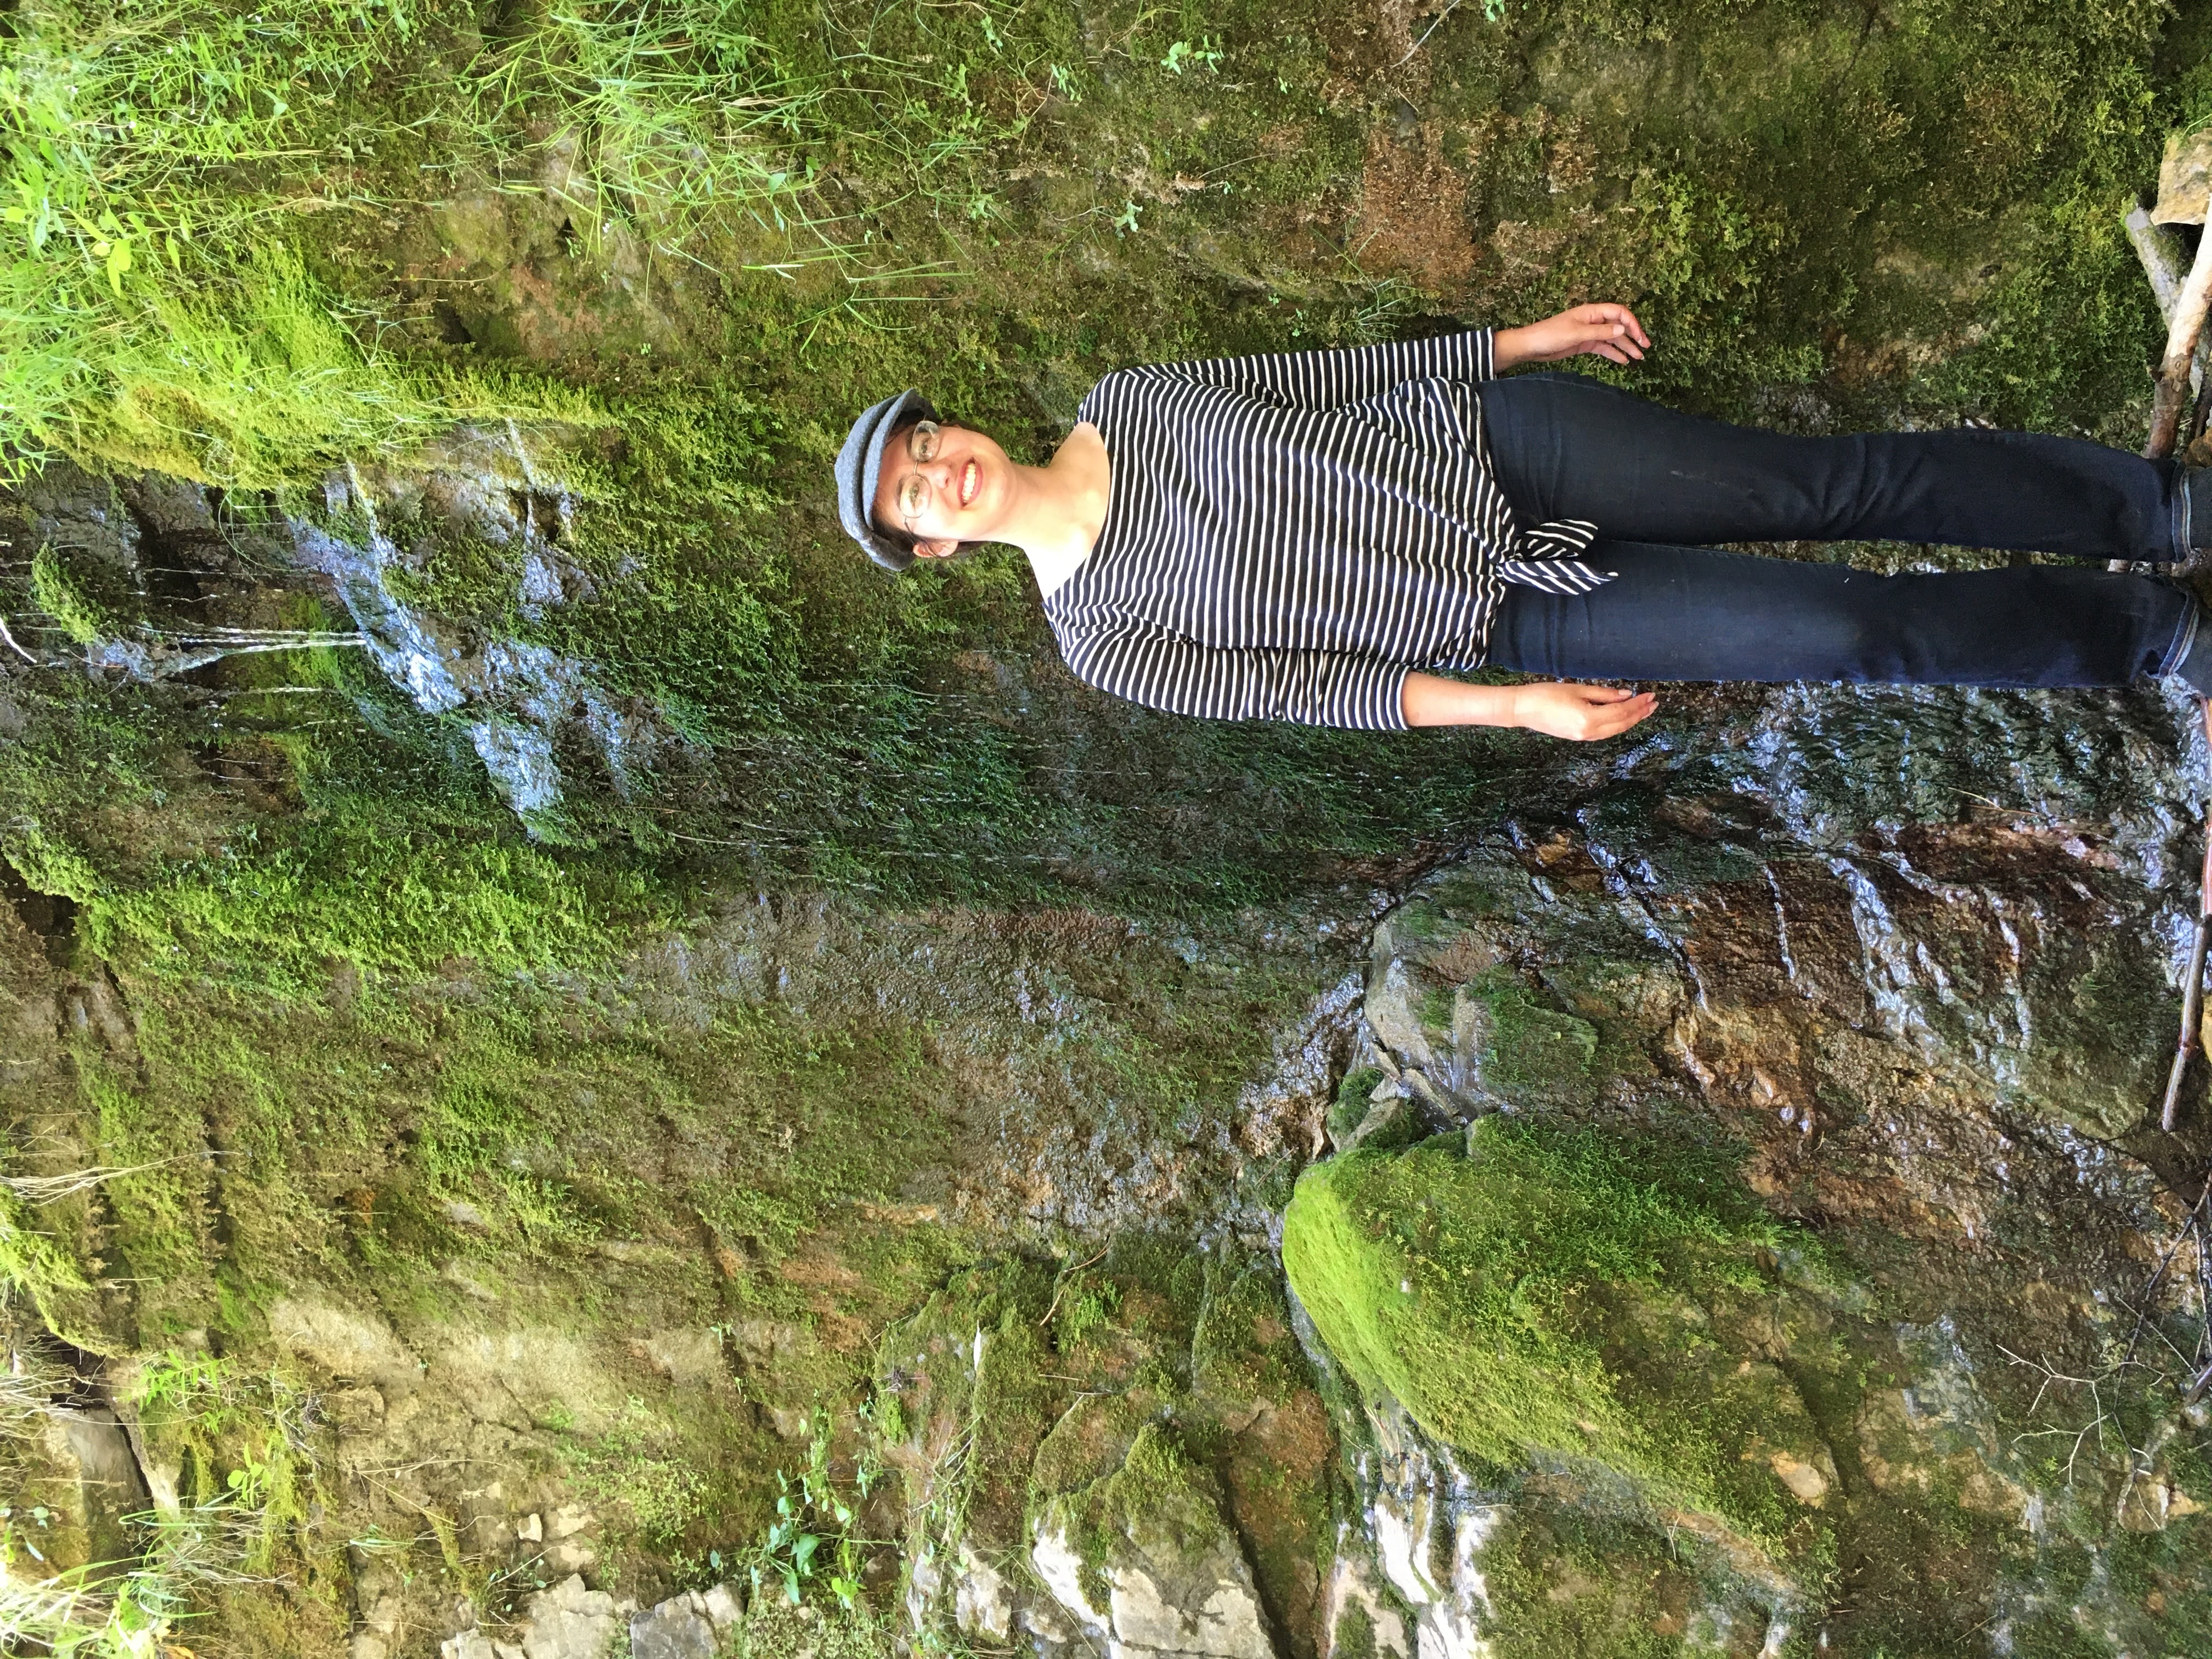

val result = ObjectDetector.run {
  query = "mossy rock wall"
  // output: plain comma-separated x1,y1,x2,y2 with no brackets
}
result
1292,753,2212,1653
5,2,2212,1656
1284,1124,1834,1569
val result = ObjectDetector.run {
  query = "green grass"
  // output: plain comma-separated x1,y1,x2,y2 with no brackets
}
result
1,1,474,478
0,0,1054,482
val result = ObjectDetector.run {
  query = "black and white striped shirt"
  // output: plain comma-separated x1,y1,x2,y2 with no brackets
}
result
1044,329,1607,730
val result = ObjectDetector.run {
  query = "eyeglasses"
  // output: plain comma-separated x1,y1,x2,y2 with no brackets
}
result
893,421,943,527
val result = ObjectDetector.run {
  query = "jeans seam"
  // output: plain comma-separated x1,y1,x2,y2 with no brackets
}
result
2160,588,2200,679
2177,465,2193,562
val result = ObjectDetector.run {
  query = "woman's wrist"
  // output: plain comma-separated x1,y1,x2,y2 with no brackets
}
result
1402,674,1660,739
1401,672,1521,727
1492,306,1650,374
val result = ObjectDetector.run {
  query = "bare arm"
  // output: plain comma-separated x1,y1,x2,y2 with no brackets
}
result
1493,304,1650,373
1402,673,1658,740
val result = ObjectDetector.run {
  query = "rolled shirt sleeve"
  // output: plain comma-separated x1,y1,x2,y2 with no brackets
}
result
1061,623,1413,730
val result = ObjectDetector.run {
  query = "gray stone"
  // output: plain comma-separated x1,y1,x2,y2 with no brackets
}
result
2155,126,2212,226
952,1547,1013,1640
1030,1509,1274,1659
628,1598,714,1659
437,1636,523,1659
516,1575,619,1659
628,1584,743,1659
543,1539,597,1577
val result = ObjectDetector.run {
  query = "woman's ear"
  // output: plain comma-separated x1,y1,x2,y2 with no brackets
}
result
913,538,961,560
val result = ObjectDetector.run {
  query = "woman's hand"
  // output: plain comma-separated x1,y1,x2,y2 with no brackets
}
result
1493,304,1650,371
1505,681,1657,740
1401,673,1658,738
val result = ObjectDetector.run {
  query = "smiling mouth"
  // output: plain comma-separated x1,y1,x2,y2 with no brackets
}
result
958,458,979,507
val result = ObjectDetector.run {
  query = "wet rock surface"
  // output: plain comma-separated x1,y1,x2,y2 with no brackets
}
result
6,445,685,841
867,681,2212,1654
1281,683,2212,1652
285,428,675,837
627,1583,744,1659
11,475,2212,1653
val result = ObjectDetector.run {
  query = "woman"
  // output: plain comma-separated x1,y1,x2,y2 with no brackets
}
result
833,304,2212,740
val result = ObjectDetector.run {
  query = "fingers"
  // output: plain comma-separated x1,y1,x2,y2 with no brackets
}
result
1558,303,1652,361
1582,693,1657,738
1560,686,1658,738
1517,684,1658,740
1571,302,1651,345
1587,324,1645,363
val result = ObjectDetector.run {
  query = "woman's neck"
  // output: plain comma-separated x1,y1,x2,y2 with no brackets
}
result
1002,424,1110,600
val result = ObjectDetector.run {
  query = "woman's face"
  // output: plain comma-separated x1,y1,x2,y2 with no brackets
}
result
870,419,1012,558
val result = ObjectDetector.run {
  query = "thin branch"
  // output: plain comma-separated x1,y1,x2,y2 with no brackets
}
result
1391,0,1464,69
1036,1244,1113,1328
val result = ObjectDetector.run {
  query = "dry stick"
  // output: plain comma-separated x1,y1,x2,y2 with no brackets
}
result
2110,218,2212,573
2165,700,2212,1131
2124,207,2212,410
2184,1357,2212,1407
2152,222,2212,460
2123,1172,2212,1367
1034,1243,1112,1328
2131,226,2212,1130
2189,1209,2212,1404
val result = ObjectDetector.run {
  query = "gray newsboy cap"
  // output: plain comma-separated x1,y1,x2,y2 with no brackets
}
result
836,389,937,573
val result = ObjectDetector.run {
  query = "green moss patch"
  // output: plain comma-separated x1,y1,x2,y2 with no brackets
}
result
1463,964,1602,1095
1283,1120,1825,1564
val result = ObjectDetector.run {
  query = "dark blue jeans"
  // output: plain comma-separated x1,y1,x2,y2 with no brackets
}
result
1476,374,2199,689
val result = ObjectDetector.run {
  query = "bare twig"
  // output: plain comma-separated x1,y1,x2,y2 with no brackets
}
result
1391,0,1464,69
0,616,39,664
2149,219,2212,460
1035,1243,1113,1328
2121,1174,2212,1366
2112,208,2212,574
2000,1346,2118,1488
2124,207,2211,402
